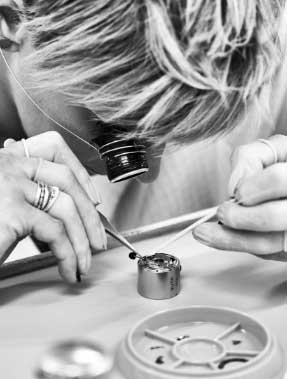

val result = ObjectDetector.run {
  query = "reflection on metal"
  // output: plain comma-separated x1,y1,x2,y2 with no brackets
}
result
36,340,113,379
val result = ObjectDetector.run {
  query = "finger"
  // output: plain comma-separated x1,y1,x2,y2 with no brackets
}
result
228,135,287,197
0,203,77,283
0,155,106,253
2,132,101,205
235,163,287,205
217,200,287,232
28,206,78,282
229,144,268,197
193,222,286,261
20,158,107,252
15,178,90,276
47,191,92,275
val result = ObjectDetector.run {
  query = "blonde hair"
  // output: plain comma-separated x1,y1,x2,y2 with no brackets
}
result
22,0,283,147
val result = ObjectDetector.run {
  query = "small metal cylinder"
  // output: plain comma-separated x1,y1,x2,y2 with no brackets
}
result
137,253,181,300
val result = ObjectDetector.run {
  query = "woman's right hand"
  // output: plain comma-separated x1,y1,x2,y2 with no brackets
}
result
193,135,287,261
0,131,107,283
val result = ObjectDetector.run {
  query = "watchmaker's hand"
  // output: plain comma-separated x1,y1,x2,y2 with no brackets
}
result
193,135,287,261
0,132,107,282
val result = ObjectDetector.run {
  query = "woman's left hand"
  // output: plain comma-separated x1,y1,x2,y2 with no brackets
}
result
193,135,287,261
2,132,107,282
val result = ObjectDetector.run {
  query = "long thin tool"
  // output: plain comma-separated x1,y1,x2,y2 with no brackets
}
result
152,207,218,255
98,211,142,258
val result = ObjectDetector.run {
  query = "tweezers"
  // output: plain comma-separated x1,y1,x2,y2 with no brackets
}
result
98,211,141,257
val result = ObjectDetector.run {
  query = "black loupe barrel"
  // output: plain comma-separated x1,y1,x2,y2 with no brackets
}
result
94,134,149,183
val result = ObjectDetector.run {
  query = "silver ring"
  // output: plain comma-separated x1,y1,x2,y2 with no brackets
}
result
34,181,60,212
283,230,287,253
34,182,49,210
44,185,60,212
257,139,278,165
21,138,30,158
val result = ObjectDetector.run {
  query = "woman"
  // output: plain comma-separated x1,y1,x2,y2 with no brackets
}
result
0,0,285,283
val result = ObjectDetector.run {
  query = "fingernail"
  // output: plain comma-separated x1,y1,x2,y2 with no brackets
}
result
232,195,245,206
193,230,212,247
234,178,243,195
85,253,91,273
78,256,88,275
92,181,102,203
217,209,225,224
234,196,244,205
100,222,107,250
231,197,243,206
87,180,102,206
81,257,89,275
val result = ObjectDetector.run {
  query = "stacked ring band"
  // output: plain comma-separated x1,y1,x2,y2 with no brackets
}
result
34,181,60,212
21,139,60,212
